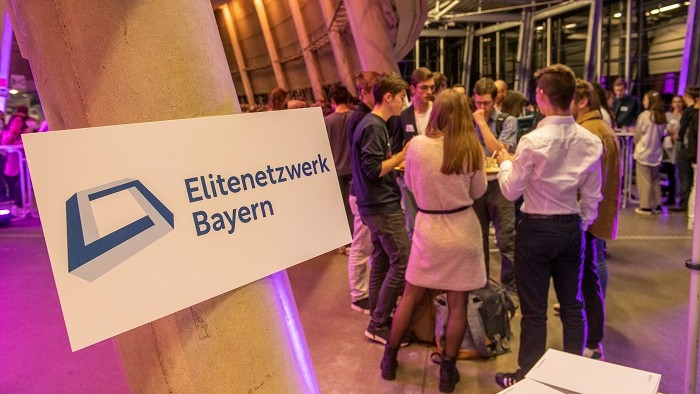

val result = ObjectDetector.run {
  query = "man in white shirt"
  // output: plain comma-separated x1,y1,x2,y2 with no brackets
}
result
494,64,603,388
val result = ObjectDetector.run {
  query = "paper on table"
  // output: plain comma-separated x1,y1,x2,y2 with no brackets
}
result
525,349,661,394
497,378,576,393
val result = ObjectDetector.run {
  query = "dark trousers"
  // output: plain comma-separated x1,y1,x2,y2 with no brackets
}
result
473,180,516,291
661,162,677,204
5,175,21,207
582,232,605,349
678,147,693,209
515,214,586,372
338,174,353,236
361,210,410,330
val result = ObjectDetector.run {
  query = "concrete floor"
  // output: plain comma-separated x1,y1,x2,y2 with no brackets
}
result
0,206,696,393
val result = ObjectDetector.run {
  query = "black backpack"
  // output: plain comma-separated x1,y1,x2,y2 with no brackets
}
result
433,280,516,360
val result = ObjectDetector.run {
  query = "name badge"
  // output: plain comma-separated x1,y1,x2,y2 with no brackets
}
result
406,124,416,133
620,106,629,112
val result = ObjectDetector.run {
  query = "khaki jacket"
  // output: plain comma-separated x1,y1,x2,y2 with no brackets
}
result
577,110,622,239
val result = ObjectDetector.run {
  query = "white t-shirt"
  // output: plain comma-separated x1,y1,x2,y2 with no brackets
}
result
414,103,433,135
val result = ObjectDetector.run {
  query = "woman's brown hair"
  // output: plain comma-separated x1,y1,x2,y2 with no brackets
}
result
645,90,666,125
426,89,485,175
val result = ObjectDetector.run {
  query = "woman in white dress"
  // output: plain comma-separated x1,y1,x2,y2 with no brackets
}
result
380,89,487,393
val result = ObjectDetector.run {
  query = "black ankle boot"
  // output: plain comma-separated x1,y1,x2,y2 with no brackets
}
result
380,344,399,380
439,357,460,393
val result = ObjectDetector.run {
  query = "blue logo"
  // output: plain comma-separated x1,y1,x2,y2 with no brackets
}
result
66,179,174,281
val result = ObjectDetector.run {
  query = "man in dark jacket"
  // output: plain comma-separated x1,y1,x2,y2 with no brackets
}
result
351,72,410,345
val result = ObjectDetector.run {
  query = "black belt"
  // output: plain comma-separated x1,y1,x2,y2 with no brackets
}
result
523,213,580,222
417,205,471,215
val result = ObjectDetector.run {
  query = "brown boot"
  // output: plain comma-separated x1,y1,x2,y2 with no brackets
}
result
439,357,460,393
380,344,399,380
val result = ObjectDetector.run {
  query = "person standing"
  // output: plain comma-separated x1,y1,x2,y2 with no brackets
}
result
633,91,666,216
380,89,487,393
391,67,435,240
494,64,603,388
351,72,411,344
472,77,518,293
324,84,354,243
494,80,508,112
663,95,684,206
612,78,642,129
675,87,700,213
571,79,622,360
345,71,379,315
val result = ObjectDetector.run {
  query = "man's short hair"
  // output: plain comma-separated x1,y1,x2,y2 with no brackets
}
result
433,72,448,91
329,84,351,105
355,71,379,95
534,64,577,111
685,86,700,101
373,72,408,105
613,77,627,88
13,105,28,115
473,78,498,98
411,67,434,87
573,79,601,111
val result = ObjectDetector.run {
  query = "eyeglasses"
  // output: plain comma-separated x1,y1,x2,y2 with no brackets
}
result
417,84,436,91
474,100,493,106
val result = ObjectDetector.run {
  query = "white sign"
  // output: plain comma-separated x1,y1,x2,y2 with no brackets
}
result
498,349,662,394
23,108,351,351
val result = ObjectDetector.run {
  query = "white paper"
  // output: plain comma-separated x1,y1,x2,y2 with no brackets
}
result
23,108,351,350
525,349,661,394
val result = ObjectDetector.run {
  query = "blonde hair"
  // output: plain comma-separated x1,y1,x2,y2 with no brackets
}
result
426,89,485,175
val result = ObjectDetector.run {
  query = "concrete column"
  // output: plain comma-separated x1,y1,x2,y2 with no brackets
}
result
317,0,357,97
0,10,11,111
4,1,318,393
253,0,288,90
221,2,255,105
287,0,324,101
343,0,399,73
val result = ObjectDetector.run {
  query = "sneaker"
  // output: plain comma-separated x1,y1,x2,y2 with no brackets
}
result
495,369,525,389
583,346,605,360
634,208,653,216
364,325,410,347
553,303,561,314
351,298,370,315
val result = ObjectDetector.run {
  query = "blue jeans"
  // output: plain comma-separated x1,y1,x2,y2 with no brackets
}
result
361,210,410,330
515,214,586,372
396,175,418,241
582,232,605,349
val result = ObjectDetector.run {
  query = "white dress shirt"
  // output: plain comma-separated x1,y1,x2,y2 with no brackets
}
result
497,115,604,229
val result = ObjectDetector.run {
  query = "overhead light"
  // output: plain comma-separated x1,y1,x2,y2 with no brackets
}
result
659,3,681,12
650,9,660,14
564,23,577,29
645,11,650,16
8,89,18,95
535,25,544,31
685,1,691,5
613,12,622,18
483,38,491,43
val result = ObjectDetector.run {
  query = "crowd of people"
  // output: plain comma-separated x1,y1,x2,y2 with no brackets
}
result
0,105,47,216
255,64,700,392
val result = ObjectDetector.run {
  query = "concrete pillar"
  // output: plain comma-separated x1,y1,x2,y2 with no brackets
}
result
253,0,288,90
287,0,324,101
317,0,357,97
343,0,399,73
221,2,256,105
4,1,318,393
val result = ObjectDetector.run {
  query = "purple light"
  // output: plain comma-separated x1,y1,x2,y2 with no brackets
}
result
270,271,320,393
664,73,676,94
0,12,13,111
678,0,696,95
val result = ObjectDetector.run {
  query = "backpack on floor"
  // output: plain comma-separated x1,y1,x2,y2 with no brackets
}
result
433,280,516,360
